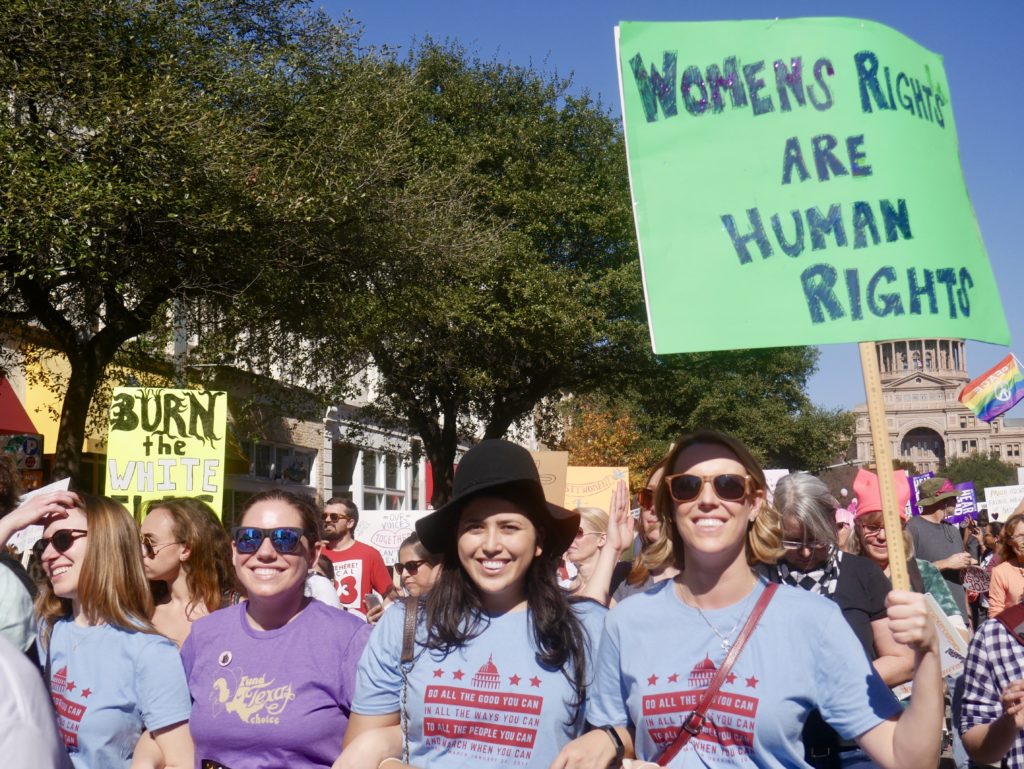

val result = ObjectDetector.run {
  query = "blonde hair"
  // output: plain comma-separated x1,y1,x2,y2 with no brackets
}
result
654,430,783,569
576,507,609,535
37,494,156,646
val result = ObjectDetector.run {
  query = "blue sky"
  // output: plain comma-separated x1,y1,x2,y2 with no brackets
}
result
321,1,1024,413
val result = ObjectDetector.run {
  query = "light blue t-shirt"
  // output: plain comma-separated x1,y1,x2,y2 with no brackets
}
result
588,580,902,769
353,599,606,768
42,620,191,769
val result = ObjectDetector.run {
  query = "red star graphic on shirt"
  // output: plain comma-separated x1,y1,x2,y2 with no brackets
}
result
529,676,542,687
433,668,444,678
647,674,658,685
509,674,521,686
725,673,737,685
745,676,759,689
667,673,679,683
453,669,465,681
81,688,92,698
66,681,76,692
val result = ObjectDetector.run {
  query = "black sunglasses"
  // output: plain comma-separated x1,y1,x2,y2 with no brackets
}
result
664,473,750,503
394,559,429,576
322,513,350,523
34,529,88,557
231,526,307,555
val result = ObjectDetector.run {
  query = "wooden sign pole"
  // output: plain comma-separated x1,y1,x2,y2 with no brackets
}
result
858,342,910,590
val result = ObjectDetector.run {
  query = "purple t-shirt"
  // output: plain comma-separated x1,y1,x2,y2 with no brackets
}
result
181,600,372,769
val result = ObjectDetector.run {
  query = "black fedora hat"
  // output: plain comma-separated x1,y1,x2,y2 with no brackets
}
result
416,439,579,556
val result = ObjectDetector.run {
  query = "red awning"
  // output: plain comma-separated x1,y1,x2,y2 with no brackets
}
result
0,378,38,435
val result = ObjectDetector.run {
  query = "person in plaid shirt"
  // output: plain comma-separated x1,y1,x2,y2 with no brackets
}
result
960,617,1024,768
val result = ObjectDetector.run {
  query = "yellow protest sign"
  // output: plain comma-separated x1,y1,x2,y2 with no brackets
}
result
104,387,228,518
564,466,629,513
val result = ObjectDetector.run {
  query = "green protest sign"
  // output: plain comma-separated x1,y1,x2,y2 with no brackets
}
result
616,18,1010,354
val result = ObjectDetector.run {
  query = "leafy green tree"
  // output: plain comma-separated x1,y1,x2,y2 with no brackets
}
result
329,43,645,506
943,452,1018,501
575,345,855,473
0,0,386,479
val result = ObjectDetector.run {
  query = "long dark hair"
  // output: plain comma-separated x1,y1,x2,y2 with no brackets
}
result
423,489,590,724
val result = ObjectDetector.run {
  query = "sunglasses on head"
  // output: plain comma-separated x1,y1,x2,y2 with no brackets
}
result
231,526,307,555
34,529,88,557
664,473,750,503
322,513,350,523
394,559,429,576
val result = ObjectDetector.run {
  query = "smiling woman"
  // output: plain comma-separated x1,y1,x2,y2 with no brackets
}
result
32,493,194,769
340,440,606,769
179,489,372,769
556,429,944,769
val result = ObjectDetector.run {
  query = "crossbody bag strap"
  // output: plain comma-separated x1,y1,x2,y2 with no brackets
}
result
401,595,418,664
657,582,779,766
399,596,419,764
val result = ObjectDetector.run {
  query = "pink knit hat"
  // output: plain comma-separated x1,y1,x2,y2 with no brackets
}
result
852,469,911,519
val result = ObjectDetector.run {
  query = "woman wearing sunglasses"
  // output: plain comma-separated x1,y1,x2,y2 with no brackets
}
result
613,463,679,603
140,497,238,647
564,496,633,606
766,472,913,769
395,532,442,598
845,469,967,638
180,489,372,768
32,494,194,769
555,429,942,769
341,439,605,769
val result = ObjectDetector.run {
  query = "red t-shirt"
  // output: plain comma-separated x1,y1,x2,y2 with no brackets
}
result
321,540,392,618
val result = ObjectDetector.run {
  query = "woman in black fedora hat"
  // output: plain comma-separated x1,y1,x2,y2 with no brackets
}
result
340,439,606,769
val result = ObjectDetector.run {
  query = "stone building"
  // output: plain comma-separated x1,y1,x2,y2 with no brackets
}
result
852,338,1024,474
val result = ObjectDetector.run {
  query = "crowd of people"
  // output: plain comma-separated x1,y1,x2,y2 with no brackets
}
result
0,434,1023,769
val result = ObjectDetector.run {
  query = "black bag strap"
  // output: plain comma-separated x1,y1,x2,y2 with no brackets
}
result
657,583,779,766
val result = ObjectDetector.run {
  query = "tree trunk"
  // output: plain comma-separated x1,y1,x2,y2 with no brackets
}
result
52,354,103,483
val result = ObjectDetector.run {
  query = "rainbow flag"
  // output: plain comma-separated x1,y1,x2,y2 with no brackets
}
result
959,354,1024,422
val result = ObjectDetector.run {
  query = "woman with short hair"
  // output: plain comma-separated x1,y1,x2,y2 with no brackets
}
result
768,471,913,768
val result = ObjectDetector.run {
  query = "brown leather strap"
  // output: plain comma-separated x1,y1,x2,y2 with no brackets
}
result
658,582,778,765
400,595,418,665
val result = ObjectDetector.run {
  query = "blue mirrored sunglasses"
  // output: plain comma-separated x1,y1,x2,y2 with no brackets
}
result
230,526,306,555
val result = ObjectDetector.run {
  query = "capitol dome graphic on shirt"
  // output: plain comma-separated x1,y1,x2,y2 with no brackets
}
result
688,655,718,688
471,655,501,690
